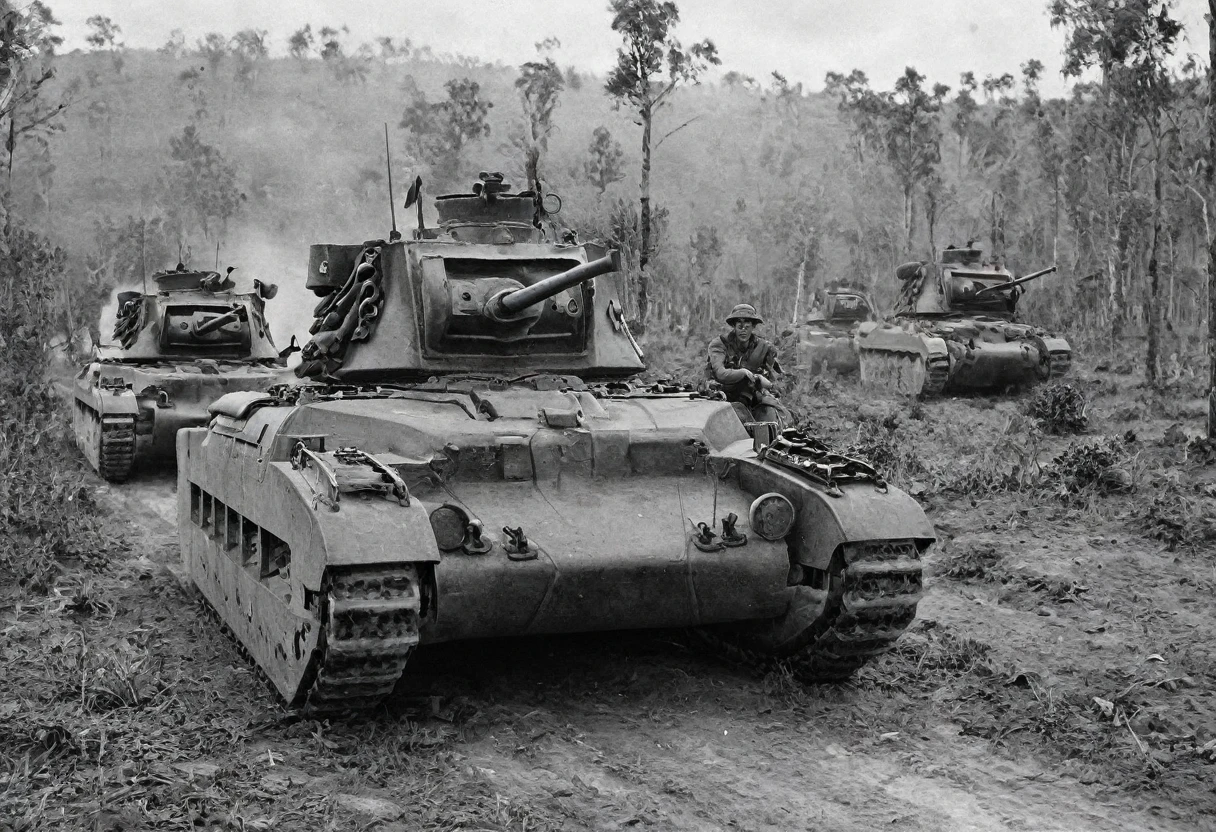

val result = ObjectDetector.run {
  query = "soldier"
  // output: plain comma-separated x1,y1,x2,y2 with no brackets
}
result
707,303,790,426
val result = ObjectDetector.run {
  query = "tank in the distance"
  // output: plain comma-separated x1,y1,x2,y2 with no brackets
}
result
793,286,876,376
854,243,1070,396
178,173,935,712
73,266,293,482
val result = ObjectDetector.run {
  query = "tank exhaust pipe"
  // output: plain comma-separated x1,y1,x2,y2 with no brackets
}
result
495,250,622,316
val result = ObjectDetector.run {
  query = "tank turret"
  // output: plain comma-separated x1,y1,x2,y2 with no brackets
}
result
856,243,1072,396
297,174,643,381
73,265,292,481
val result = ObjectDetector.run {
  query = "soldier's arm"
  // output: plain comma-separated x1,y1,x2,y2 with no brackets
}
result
708,339,752,384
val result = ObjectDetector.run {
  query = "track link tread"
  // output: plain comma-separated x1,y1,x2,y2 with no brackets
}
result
305,566,421,713
693,540,923,682
98,415,136,482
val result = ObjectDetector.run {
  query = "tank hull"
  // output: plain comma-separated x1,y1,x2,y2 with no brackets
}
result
856,318,1070,397
73,359,286,481
795,325,860,375
179,386,936,710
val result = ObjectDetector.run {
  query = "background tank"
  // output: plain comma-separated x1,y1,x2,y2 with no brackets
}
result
854,244,1070,396
73,266,292,481
178,173,935,711
793,286,875,376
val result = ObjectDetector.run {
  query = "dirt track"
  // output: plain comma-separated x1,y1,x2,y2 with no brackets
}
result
4,375,1214,832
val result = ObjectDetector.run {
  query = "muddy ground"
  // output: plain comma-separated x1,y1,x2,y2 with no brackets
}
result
3,362,1215,831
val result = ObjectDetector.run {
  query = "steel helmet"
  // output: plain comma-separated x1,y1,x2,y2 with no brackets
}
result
726,303,763,324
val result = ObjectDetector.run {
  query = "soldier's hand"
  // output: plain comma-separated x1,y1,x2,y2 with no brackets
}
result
757,376,773,391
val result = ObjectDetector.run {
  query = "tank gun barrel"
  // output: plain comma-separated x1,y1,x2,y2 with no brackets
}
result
496,250,622,315
973,265,1057,297
192,307,246,336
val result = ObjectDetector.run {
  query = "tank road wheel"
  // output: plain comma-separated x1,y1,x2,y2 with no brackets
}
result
302,566,424,712
694,540,923,681
859,350,938,397
98,415,136,482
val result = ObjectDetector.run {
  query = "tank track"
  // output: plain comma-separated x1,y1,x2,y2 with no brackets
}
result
302,566,422,712
692,540,923,681
859,349,950,398
98,415,137,482
195,565,422,712
1048,350,1071,380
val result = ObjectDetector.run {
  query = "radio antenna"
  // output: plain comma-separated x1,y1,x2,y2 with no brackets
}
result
214,240,220,271
139,217,147,295
384,123,400,242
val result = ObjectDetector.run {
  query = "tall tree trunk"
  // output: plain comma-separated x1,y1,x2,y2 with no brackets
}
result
791,249,807,326
1146,123,1163,387
1209,0,1216,436
902,185,913,255
638,106,652,331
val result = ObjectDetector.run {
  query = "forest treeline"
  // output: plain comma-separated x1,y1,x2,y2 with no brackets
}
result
0,0,1213,391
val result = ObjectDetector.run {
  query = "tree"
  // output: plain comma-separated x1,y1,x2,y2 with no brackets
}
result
231,29,268,88
85,14,122,74
1,1,68,204
400,77,493,185
197,32,227,74
288,25,313,61
514,55,563,184
1052,0,1182,378
160,125,243,241
583,126,626,195
159,28,185,59
1208,0,1215,435
84,14,119,49
826,67,948,255
604,0,719,328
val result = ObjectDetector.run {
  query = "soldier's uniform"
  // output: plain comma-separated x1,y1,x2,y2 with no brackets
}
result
706,303,790,426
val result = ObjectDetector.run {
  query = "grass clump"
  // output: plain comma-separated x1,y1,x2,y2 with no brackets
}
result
1027,382,1089,435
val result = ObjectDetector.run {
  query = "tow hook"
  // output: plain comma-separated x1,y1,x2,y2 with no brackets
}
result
463,520,492,555
692,521,724,552
720,513,747,547
502,526,538,561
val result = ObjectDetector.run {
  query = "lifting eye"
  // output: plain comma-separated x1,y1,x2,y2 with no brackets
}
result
749,493,795,541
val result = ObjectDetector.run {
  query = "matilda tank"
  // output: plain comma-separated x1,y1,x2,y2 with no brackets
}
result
73,266,292,481
178,173,935,711
854,244,1069,396
794,287,875,376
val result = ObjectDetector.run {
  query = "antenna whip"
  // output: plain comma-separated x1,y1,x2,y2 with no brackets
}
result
384,123,400,242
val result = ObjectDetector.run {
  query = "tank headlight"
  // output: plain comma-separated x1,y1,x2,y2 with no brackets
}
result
429,504,470,551
749,493,795,541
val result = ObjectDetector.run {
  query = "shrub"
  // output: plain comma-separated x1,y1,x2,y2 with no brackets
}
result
1027,382,1088,435
0,225,121,589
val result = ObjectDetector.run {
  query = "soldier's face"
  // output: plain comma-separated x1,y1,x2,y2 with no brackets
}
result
732,320,755,338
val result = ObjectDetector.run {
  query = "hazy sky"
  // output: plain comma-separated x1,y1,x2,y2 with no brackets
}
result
46,0,1209,96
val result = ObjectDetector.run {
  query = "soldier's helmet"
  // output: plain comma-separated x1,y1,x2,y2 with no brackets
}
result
726,303,763,325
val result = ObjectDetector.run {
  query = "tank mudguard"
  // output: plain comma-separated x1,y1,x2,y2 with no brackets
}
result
86,386,140,417
856,324,948,361
726,444,934,570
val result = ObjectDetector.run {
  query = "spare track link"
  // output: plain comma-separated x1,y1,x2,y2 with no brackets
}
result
305,566,422,712
99,414,136,482
793,539,923,679
693,539,923,682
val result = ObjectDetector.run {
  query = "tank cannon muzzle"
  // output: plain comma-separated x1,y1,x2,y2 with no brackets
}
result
973,265,1057,297
192,307,248,337
493,250,622,317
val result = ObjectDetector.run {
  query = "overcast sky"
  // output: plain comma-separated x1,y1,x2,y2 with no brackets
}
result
45,0,1209,96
